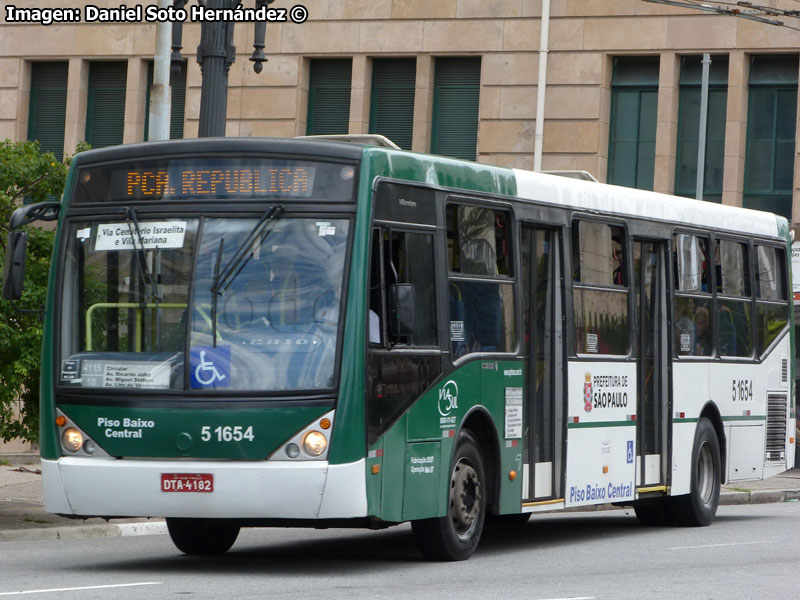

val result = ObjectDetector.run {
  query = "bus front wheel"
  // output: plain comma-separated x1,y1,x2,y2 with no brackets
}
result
411,431,486,561
166,518,240,555
670,417,721,526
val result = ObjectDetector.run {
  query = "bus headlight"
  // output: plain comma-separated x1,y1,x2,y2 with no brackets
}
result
302,431,327,456
62,428,83,453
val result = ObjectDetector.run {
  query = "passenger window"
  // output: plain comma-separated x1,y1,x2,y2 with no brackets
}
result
674,233,710,293
673,233,712,357
714,239,752,358
572,221,626,286
755,245,789,356
714,240,750,297
369,227,437,348
756,245,786,301
571,221,629,355
447,203,516,358
447,205,512,276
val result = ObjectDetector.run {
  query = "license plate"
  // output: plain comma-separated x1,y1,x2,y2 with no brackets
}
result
161,473,214,493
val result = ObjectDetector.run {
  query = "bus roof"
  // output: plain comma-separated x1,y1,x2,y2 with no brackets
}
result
71,137,365,165
513,168,784,239
68,138,785,240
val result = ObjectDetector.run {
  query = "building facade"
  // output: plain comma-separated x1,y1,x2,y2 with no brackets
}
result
2,0,800,229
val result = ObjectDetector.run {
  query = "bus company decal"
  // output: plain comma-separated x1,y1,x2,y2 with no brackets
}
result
438,380,458,434
587,373,629,410
97,416,156,440
438,380,458,417
569,364,637,421
568,479,634,504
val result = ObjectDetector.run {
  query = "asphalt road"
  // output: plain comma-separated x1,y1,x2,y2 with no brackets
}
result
1,502,798,599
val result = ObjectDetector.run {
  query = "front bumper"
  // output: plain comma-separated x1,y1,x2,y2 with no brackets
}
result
42,456,367,520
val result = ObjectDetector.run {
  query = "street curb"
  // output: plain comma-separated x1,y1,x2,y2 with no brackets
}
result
0,453,39,466
719,491,751,505
720,489,800,505
0,520,167,543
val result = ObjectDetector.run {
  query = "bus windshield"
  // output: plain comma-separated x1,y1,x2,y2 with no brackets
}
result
58,215,350,393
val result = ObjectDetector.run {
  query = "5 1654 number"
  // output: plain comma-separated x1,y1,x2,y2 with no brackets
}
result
200,425,255,442
731,379,753,402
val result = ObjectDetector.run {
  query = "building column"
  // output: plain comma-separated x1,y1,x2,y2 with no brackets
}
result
654,52,679,195
349,55,370,134
63,58,87,157
12,60,30,143
412,54,433,154
296,57,310,136
123,58,148,144
596,55,612,183
722,50,747,208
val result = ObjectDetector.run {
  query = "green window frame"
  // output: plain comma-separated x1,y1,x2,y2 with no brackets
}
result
306,59,352,135
743,55,798,221
674,56,729,203
607,57,659,190
28,62,68,162
85,62,127,149
369,58,416,150
144,60,187,141
431,57,481,161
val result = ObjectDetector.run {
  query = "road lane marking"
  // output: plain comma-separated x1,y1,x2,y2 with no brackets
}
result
666,541,773,550
0,582,162,596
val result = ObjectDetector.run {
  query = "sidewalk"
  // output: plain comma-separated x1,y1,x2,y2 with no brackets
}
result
2,453,799,542
0,454,165,542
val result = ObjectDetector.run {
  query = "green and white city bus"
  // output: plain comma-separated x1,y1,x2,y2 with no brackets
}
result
3,137,795,560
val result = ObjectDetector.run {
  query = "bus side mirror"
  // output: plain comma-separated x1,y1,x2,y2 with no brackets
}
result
389,283,416,337
9,201,60,230
2,230,29,301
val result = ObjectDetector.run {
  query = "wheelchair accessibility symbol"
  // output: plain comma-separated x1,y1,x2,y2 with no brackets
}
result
190,346,231,389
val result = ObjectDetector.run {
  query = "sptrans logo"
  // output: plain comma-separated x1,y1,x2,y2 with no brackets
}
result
584,372,593,413
438,380,459,416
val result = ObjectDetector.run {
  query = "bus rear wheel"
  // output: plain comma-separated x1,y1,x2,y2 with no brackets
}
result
411,431,486,561
669,417,721,526
166,518,240,555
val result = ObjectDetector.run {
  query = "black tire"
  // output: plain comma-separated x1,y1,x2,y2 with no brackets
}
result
411,431,487,561
166,518,240,555
669,417,721,526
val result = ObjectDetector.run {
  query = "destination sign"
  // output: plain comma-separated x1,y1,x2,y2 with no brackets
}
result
119,166,314,199
74,157,355,203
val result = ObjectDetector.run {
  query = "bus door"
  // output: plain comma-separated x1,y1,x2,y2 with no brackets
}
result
633,239,670,489
521,225,564,501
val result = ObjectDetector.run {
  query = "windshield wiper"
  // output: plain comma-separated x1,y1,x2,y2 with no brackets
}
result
125,207,161,349
209,204,283,347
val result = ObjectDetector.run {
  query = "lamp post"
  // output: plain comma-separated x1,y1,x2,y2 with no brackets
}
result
171,0,272,137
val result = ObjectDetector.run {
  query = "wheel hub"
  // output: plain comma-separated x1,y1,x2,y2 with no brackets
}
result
450,459,481,534
697,441,714,505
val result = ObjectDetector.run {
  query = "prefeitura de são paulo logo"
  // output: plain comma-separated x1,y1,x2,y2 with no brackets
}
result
584,372,593,413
